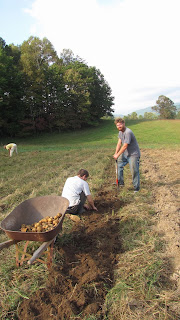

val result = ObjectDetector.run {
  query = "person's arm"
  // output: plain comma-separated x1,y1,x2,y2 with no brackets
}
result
113,143,128,160
115,139,122,153
87,195,98,211
113,138,121,159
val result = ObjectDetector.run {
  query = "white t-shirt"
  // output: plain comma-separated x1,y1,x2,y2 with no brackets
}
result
62,176,91,207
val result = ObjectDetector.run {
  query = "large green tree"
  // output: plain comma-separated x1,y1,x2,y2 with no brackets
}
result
0,38,24,136
20,36,59,133
87,67,114,123
56,60,114,129
62,63,91,128
152,95,177,119
176,110,180,119
1,36,114,136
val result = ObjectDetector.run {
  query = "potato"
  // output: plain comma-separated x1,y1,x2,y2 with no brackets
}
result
56,213,62,218
34,223,39,228
37,226,42,232
20,212,63,232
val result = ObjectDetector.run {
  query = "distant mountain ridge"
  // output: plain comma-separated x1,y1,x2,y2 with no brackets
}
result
114,103,180,117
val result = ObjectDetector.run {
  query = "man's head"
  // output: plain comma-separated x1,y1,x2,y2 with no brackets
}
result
77,169,89,180
114,117,125,132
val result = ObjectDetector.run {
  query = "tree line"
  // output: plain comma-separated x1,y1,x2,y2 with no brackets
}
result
124,95,180,121
0,36,114,137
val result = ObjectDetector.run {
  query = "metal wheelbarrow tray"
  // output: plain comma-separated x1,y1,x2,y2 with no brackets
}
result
1,195,69,242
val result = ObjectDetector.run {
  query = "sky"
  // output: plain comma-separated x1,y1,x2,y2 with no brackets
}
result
1,0,180,115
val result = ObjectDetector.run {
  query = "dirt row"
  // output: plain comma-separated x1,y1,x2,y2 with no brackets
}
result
141,149,180,315
18,162,123,319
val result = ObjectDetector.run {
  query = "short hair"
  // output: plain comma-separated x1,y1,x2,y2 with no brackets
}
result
114,117,125,125
77,169,89,178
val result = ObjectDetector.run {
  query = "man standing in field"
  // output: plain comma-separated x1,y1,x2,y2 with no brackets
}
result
62,168,98,215
4,143,18,157
113,118,140,192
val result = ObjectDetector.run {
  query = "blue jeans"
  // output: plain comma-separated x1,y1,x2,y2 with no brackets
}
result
117,154,140,191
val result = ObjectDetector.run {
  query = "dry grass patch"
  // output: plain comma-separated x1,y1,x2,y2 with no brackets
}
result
104,151,179,320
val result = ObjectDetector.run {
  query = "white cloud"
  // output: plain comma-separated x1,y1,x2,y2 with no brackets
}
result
25,0,180,114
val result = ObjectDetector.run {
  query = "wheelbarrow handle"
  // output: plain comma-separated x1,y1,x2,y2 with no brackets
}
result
28,237,56,265
0,239,20,251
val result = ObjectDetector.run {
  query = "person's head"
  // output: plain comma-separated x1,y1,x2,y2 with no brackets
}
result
77,169,89,180
114,117,125,132
3,145,6,149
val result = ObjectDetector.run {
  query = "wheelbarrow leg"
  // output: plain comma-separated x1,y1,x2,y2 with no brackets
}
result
47,239,55,269
15,241,29,267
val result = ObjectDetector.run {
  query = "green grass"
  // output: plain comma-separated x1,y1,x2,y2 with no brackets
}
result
0,119,179,319
3,119,117,152
2,119,180,154
126,119,180,148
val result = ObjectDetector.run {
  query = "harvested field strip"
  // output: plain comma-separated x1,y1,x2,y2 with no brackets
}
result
18,152,180,320
18,160,124,319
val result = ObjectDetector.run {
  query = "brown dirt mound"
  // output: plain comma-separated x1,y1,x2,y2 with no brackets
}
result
18,163,124,320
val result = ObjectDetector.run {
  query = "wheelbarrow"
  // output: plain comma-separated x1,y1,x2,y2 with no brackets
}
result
0,195,69,268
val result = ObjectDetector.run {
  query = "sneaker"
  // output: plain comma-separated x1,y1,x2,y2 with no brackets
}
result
134,190,139,193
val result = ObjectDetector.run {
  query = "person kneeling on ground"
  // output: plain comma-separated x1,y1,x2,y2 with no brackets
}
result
62,169,98,215
4,143,18,157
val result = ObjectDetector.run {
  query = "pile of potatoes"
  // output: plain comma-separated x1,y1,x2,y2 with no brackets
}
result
20,212,62,232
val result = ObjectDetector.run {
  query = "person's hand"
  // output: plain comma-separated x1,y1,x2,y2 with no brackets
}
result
113,153,118,160
84,204,91,210
84,203,98,211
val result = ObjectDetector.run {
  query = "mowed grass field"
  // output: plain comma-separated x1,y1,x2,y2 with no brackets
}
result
0,119,180,319
1,119,179,215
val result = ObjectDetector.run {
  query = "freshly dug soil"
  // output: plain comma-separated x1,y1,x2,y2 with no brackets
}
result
18,149,180,319
18,161,124,320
